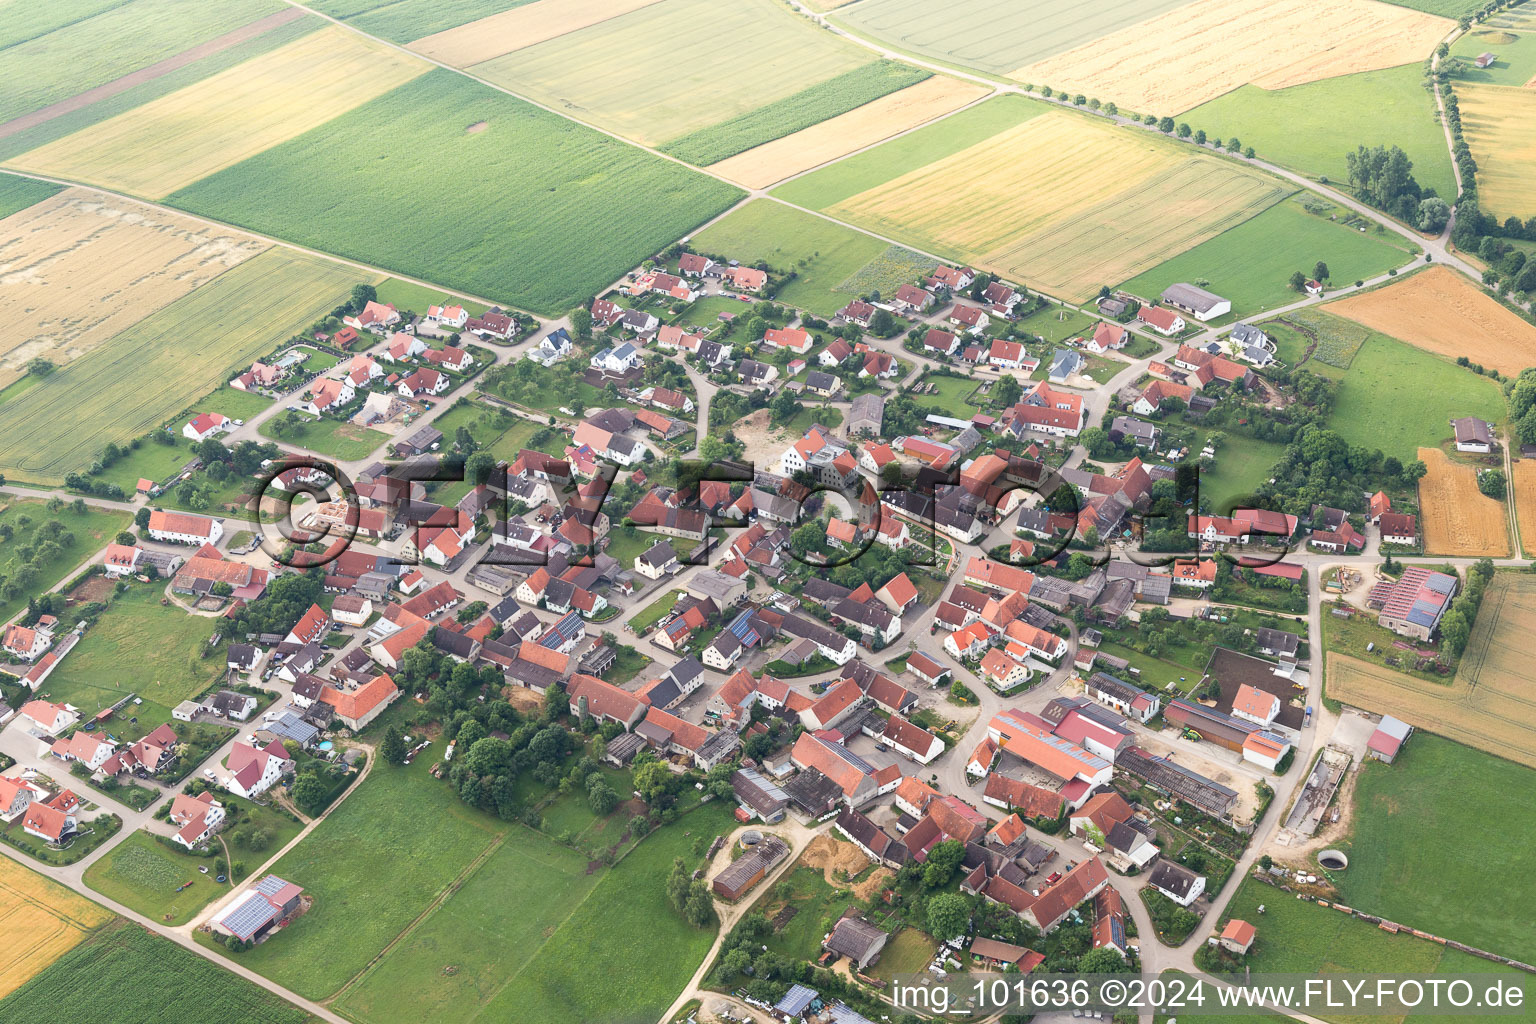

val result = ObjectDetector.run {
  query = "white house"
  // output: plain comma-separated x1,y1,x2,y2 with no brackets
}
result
381,332,427,362
182,413,232,442
591,343,642,374
224,741,292,799
168,791,226,850
146,510,222,546
18,700,76,735
398,368,447,398
426,302,469,328
1148,861,1206,907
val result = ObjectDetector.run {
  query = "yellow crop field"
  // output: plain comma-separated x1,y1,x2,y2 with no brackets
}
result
1513,459,1536,556
1328,574,1536,768
1454,83,1536,218
1012,0,1451,113
1324,265,1536,376
470,0,875,146
5,27,427,199
409,0,665,67
1417,446,1509,557
0,187,266,390
709,77,992,189
827,111,1289,301
0,856,112,999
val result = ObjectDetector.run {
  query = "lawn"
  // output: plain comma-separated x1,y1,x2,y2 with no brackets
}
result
1452,18,1536,87
629,588,684,632
1096,641,1200,695
1327,334,1506,462
372,277,489,319
753,864,865,962
1335,734,1536,965
0,499,129,627
1014,303,1099,343
1199,434,1287,512
785,403,844,434
602,527,676,570
867,927,938,981
1119,199,1418,318
0,920,313,1024
42,585,226,720
259,412,391,461
81,829,227,927
167,70,742,316
0,248,368,487
775,93,1048,210
475,802,739,1024
1179,62,1457,203
690,199,930,318
210,743,505,999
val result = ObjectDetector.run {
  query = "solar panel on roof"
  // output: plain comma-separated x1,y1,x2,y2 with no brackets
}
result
219,891,279,939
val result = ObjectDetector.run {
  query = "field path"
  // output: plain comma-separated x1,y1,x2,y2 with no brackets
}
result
0,9,309,142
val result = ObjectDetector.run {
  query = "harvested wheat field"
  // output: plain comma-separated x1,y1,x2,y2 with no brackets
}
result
0,856,112,998
1011,0,1451,113
1453,82,1536,218
709,77,991,188
800,835,892,900
828,110,1288,301
1417,446,1509,556
1513,459,1536,556
1328,575,1536,768
0,187,266,389
409,0,664,66
1324,266,1536,375
5,26,427,199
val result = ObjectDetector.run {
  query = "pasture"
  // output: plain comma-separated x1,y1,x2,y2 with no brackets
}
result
1324,265,1536,376
1261,308,1371,371
1179,63,1458,201
0,921,312,1024
1416,446,1509,556
80,830,225,927
167,70,742,316
1451,10,1536,86
1118,199,1415,317
0,247,368,486
260,413,392,462
1012,0,1451,113
1514,458,1536,556
1326,335,1506,460
709,77,990,189
471,0,875,147
314,0,539,44
0,0,286,126
1454,83,1536,219
0,499,130,629
9,26,428,198
663,61,932,166
834,0,1190,76
690,200,932,318
42,585,227,714
217,741,505,999
405,0,655,64
1339,734,1536,966
0,188,267,391
1199,434,1287,511
0,856,111,999
824,110,1290,301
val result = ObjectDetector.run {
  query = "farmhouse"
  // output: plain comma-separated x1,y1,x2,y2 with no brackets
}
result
147,510,223,545
1136,306,1186,335
1451,416,1494,453
1378,512,1417,547
1160,283,1231,321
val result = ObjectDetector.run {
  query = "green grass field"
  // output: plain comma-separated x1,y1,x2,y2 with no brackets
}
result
310,0,535,44
372,277,489,318
168,70,740,316
0,0,288,125
629,589,683,632
1453,21,1536,86
0,920,313,1024
1179,63,1457,203
210,744,504,999
0,499,129,628
1201,434,1287,511
663,61,930,165
833,0,1189,76
474,802,738,1024
0,248,369,486
690,200,929,317
1014,303,1098,343
1119,199,1418,317
0,14,323,164
259,412,392,461
81,829,226,926
1327,334,1506,461
774,93,1047,209
1336,735,1536,965
42,585,226,714
0,172,62,218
